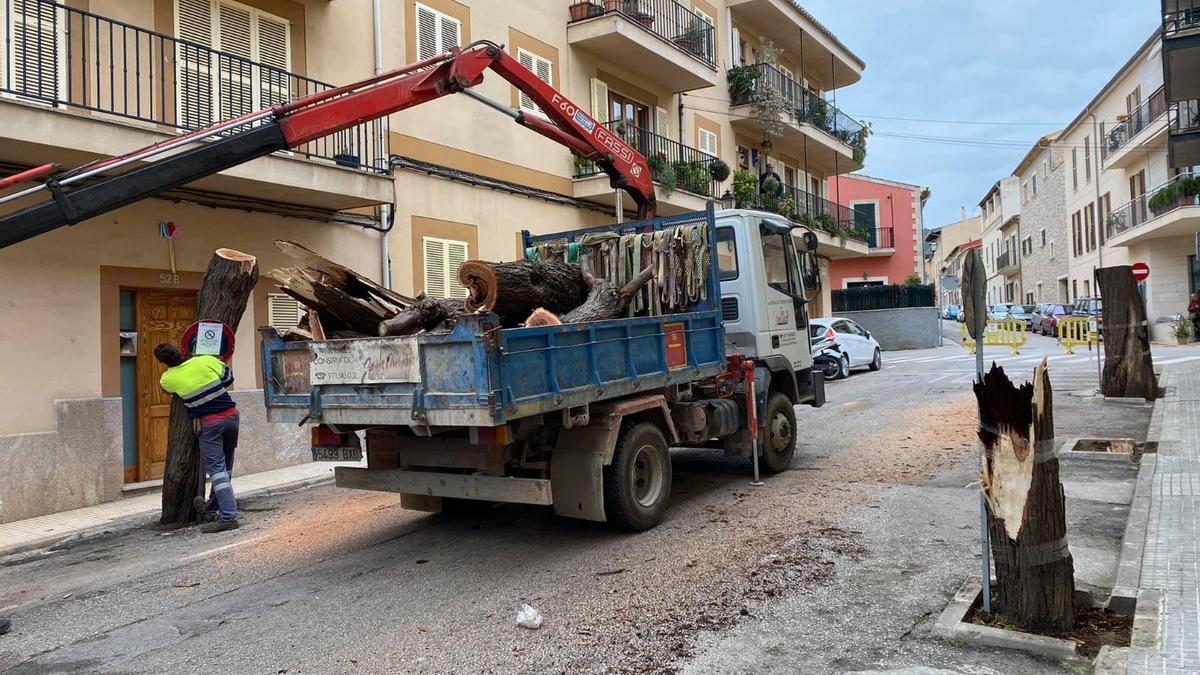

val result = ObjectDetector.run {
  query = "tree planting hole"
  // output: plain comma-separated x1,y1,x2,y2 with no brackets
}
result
1068,439,1158,461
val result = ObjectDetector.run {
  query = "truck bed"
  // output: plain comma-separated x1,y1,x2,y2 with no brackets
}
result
260,209,725,429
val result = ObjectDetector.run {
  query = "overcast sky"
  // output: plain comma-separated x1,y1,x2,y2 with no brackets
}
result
802,0,1159,231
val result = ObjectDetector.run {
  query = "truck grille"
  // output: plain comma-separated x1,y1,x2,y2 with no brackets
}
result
721,297,739,322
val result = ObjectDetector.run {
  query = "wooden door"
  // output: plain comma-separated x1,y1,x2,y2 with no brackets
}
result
135,290,197,481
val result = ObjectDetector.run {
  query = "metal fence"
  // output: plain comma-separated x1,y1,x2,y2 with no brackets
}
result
731,62,865,150
866,226,894,249
567,0,716,68
1101,87,1166,160
0,0,386,173
740,178,869,242
832,284,935,312
1106,171,1200,239
1164,0,1200,36
573,120,720,198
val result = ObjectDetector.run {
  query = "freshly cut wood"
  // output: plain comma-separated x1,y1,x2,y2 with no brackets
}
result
974,360,1075,633
458,259,587,323
276,240,412,310
1094,266,1158,400
557,266,654,324
525,308,561,327
378,296,465,336
161,248,259,526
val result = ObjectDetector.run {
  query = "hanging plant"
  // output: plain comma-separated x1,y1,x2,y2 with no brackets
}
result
708,159,731,183
749,40,786,143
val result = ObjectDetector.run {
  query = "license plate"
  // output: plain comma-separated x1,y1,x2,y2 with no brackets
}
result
311,446,363,462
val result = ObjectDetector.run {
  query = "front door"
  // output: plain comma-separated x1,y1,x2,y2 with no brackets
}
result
134,289,197,482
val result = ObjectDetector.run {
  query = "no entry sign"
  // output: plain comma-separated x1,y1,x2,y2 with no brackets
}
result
1131,261,1150,282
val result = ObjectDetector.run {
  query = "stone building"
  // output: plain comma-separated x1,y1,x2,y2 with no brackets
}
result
1014,133,1070,304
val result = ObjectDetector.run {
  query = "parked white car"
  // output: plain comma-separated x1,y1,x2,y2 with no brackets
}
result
809,317,882,378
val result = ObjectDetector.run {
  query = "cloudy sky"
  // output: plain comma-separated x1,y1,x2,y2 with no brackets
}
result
801,0,1159,230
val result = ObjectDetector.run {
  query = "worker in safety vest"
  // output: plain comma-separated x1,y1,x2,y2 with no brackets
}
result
155,343,241,533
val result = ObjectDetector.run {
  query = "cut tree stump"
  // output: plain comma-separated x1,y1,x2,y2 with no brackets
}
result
160,248,259,526
1094,265,1158,400
378,296,465,336
556,266,654,324
458,259,587,325
974,360,1075,633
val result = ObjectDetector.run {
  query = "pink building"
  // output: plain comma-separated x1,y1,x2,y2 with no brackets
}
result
826,174,930,289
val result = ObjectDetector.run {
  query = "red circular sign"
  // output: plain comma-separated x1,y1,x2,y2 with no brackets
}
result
180,321,236,362
1131,262,1150,281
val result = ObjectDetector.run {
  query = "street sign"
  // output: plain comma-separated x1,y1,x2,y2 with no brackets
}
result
180,321,235,361
961,250,987,340
940,275,960,291
1131,261,1150,282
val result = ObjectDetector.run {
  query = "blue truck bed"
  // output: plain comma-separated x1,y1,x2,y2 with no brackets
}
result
260,208,726,429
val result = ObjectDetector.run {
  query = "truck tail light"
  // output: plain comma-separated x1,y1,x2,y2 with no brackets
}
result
312,424,348,447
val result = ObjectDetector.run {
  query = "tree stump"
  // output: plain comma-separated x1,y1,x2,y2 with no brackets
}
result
377,296,465,336
974,360,1075,632
458,260,587,325
1094,265,1158,400
556,266,654,324
160,249,259,526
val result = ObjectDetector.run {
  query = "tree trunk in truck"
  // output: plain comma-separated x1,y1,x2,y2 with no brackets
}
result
1094,265,1158,400
458,260,587,325
160,249,259,525
974,360,1075,633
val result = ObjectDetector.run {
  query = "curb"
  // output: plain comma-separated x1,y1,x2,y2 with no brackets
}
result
0,472,336,562
933,577,1080,662
1108,453,1156,614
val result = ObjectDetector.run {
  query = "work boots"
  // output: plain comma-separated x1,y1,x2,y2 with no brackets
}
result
200,518,240,534
0,617,11,636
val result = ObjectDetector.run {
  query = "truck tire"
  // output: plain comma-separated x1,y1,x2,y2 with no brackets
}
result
603,422,672,531
760,392,797,474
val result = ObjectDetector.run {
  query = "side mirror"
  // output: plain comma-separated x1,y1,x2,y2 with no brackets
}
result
801,231,819,252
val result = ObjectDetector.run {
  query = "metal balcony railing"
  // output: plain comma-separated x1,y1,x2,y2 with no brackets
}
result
866,226,894,249
1164,0,1200,36
736,178,869,243
1106,172,1200,239
573,121,720,198
0,0,386,173
1102,87,1167,160
996,251,1014,271
1169,98,1200,134
728,62,866,152
566,0,716,68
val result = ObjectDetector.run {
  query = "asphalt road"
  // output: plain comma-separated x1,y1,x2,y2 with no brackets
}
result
0,326,1169,674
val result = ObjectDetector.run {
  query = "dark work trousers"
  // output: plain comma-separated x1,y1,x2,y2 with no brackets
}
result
198,409,240,521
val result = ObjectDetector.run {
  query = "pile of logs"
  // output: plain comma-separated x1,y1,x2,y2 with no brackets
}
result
267,241,654,339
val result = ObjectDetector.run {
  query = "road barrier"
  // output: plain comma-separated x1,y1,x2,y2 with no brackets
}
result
962,319,1028,355
1057,316,1100,354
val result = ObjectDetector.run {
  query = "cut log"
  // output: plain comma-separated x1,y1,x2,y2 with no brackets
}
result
160,248,259,526
974,360,1075,633
1094,266,1158,400
378,296,465,336
458,259,587,324
269,265,394,336
558,266,654,324
276,240,413,310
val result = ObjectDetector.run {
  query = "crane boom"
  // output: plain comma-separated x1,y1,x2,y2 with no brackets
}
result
0,42,656,249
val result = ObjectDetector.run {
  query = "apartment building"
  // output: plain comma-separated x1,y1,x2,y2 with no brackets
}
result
977,176,1022,305
1013,132,1069,304
925,210,983,305
1061,20,1198,340
0,0,868,521
826,173,929,288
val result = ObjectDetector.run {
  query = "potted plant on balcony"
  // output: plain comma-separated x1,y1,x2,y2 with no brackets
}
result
797,95,830,130
648,154,676,196
672,17,708,57
673,160,710,196
731,170,758,208
618,0,654,27
571,150,595,176
727,65,757,105
708,159,730,183
569,1,602,20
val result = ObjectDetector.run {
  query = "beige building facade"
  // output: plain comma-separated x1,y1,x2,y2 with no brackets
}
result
0,0,869,522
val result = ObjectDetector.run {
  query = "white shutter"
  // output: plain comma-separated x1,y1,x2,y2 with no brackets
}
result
217,1,253,120
729,26,740,66
439,12,460,52
415,4,438,60
267,293,302,330
698,128,718,156
655,106,669,138
517,48,551,117
590,77,609,123
177,0,215,129
8,0,61,102
446,240,469,299
423,237,469,299
256,12,290,108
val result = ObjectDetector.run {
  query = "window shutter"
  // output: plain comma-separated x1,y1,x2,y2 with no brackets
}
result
729,26,740,65
10,0,60,101
423,237,447,298
439,13,461,52
517,49,548,115
699,128,718,156
416,4,438,60
655,106,669,138
177,0,215,129
590,78,609,124
256,13,291,107
217,1,253,120
446,240,469,298
267,293,302,330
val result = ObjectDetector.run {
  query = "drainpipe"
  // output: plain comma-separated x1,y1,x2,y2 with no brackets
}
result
374,0,393,289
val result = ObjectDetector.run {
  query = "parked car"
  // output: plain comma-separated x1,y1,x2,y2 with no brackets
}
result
1033,303,1074,336
1073,297,1103,319
809,317,882,375
989,303,1013,320
1008,304,1036,328
942,304,960,320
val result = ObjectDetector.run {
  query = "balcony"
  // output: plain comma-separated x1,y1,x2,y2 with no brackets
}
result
572,120,720,215
726,0,862,92
1102,87,1167,169
996,251,1018,276
0,0,391,212
1106,172,1200,247
732,177,870,259
728,63,865,175
860,226,895,257
1163,1,1200,101
1168,98,1200,167
566,0,719,92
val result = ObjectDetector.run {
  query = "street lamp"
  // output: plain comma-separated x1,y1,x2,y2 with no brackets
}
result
719,190,735,210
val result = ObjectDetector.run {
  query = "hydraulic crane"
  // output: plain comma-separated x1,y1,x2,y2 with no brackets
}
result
0,41,657,249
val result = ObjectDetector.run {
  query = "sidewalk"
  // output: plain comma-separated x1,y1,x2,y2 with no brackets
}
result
1127,361,1200,673
0,459,363,560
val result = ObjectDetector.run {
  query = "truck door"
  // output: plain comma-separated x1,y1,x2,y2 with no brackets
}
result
759,224,806,368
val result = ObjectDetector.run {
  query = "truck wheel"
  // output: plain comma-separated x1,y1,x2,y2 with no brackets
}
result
759,392,797,474
603,422,671,531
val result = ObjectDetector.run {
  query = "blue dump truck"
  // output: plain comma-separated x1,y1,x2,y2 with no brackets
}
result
260,205,825,530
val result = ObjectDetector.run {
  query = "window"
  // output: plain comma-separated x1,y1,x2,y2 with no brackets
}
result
1071,279,1077,300
716,227,737,280
1071,148,1078,190
1021,236,1032,256
1072,211,1082,256
698,127,719,157
1049,240,1055,260
177,0,292,129
516,48,552,117
1083,136,1091,182
1021,181,1029,204
1032,174,1038,196
692,8,714,59
1025,292,1034,304
1083,279,1090,297
1,0,63,102
1100,192,1111,244
1084,203,1096,251
422,236,469,299
266,293,302,331
1040,228,1047,246
1127,86,1141,115
415,2,461,61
